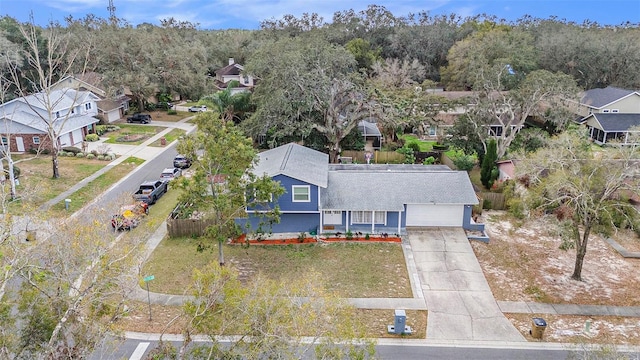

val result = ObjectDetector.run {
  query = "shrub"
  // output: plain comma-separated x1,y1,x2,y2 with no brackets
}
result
297,232,306,243
407,141,421,152
167,109,177,115
102,155,112,161
85,134,99,142
97,155,105,161
452,154,476,172
95,125,107,136
423,156,436,165
75,152,85,158
86,153,96,159
105,125,120,132
345,230,353,240
62,146,82,154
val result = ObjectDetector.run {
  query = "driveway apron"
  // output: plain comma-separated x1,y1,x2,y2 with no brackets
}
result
408,227,525,341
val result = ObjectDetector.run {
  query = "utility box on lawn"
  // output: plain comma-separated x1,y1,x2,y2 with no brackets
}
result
387,309,412,335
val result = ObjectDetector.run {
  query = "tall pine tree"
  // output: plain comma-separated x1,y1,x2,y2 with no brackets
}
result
481,139,498,189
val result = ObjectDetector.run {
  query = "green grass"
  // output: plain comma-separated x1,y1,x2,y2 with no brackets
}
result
399,134,436,151
48,156,146,216
143,238,411,298
149,128,186,147
103,124,166,144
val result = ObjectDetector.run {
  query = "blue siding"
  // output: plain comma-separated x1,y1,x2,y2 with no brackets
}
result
237,213,320,233
463,205,485,231
272,174,319,212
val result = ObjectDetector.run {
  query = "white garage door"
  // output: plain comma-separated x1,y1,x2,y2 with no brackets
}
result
71,128,83,146
406,204,464,227
58,133,72,147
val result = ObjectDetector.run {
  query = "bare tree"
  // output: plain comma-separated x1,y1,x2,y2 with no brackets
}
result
5,19,92,178
517,127,640,281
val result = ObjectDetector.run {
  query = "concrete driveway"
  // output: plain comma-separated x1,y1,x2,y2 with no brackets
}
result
407,227,525,341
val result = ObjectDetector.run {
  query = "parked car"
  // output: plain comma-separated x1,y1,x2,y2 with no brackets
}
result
132,180,169,205
160,167,182,179
156,101,173,110
188,105,207,112
173,155,192,169
127,113,152,124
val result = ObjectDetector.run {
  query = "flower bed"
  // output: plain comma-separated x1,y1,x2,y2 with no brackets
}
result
230,234,401,246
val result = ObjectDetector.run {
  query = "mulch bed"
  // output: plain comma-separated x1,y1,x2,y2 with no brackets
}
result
230,234,402,246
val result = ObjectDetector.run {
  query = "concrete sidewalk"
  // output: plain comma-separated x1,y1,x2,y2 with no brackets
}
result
39,118,196,211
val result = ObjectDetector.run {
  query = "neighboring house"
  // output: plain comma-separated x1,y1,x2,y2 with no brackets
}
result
496,159,516,182
0,88,100,152
358,120,382,151
577,86,640,118
583,113,640,145
213,58,255,95
576,86,640,145
237,143,482,236
51,73,130,123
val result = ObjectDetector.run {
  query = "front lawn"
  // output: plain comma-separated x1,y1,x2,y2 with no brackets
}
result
149,128,186,147
102,124,166,145
143,238,411,298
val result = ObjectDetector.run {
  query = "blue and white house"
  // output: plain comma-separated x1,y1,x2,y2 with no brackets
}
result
238,143,483,236
0,88,100,152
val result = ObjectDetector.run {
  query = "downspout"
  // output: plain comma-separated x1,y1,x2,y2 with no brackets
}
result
371,210,375,234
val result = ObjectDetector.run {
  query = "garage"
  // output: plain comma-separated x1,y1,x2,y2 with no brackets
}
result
58,133,72,147
405,204,464,227
71,128,83,146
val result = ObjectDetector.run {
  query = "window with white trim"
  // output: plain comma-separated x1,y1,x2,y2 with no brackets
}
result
612,109,619,113
292,185,310,202
33,136,40,144
603,109,610,113
1,137,7,145
351,211,386,224
85,103,92,110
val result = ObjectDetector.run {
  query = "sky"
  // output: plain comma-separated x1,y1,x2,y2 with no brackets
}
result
0,0,638,29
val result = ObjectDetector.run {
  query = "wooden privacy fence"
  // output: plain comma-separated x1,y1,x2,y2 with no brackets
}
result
166,204,214,238
167,218,214,238
341,150,406,164
479,192,507,210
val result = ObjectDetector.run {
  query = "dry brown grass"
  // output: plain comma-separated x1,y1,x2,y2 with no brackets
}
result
473,211,640,344
143,239,411,298
115,301,427,339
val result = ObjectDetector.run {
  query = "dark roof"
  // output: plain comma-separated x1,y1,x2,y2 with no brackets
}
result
581,86,636,108
592,113,640,132
215,63,242,76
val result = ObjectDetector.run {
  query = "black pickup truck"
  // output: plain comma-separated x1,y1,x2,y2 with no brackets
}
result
127,113,152,124
132,180,168,205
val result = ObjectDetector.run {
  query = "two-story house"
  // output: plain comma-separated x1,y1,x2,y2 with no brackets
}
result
578,86,640,145
51,73,130,123
213,58,255,95
0,88,100,152
236,143,483,236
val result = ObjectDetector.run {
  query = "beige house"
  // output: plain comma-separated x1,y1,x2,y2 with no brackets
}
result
578,86,640,118
577,86,640,145
213,58,255,95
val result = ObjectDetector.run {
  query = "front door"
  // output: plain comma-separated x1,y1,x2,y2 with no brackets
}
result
15,137,25,152
323,210,342,225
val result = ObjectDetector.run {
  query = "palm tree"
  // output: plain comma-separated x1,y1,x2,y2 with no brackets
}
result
204,80,252,123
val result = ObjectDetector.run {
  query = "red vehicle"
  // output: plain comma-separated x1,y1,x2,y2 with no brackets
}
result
111,202,149,231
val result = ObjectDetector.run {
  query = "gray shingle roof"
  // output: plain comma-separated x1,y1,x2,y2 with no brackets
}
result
592,113,640,132
321,165,478,211
253,143,328,187
581,86,636,108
